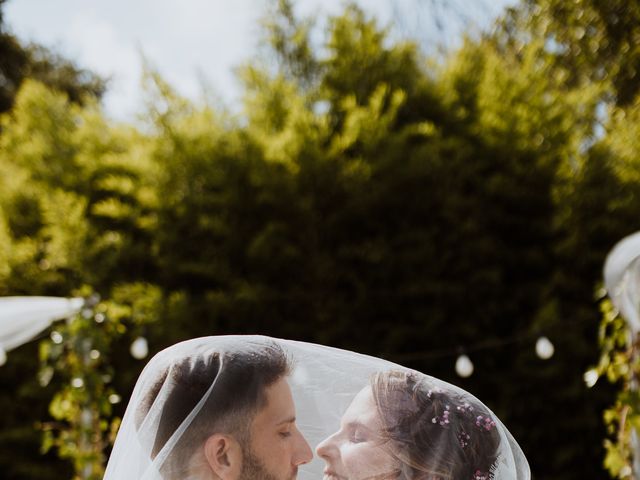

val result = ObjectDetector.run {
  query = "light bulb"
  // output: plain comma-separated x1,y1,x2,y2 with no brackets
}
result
535,336,555,360
584,369,599,388
455,354,474,378
50,331,63,344
130,337,149,360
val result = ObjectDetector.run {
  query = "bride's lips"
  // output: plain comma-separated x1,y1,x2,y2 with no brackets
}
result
324,470,347,480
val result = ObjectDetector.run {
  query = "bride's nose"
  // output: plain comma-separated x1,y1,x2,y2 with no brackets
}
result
316,432,339,459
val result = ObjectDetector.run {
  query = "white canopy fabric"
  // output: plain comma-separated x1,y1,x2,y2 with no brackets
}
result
104,336,531,480
604,231,640,475
604,231,640,334
0,296,84,353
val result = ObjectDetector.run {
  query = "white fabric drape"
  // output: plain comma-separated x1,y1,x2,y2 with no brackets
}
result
604,231,640,333
104,335,530,480
604,231,640,476
0,296,84,353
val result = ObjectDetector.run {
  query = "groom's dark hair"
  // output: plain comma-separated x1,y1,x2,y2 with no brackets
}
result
136,341,290,471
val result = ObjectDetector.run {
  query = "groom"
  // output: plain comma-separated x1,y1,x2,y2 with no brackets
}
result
137,341,312,480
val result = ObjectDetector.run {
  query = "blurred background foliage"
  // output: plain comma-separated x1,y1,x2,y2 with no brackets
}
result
1,0,640,478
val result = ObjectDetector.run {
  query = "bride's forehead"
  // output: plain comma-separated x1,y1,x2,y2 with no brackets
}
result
342,387,379,421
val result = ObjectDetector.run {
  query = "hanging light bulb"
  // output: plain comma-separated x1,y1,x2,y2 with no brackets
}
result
584,369,599,388
130,336,149,360
0,346,6,366
455,354,474,378
535,336,555,360
50,331,63,344
71,377,84,388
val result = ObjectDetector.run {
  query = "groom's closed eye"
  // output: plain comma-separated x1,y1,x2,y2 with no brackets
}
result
275,415,297,438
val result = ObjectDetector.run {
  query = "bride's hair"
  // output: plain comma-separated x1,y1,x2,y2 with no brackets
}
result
135,341,290,475
371,370,500,480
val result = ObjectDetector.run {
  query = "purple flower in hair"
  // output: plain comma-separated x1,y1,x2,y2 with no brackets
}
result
457,430,471,448
476,415,496,431
472,470,489,480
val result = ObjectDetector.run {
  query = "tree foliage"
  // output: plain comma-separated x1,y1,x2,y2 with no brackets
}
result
497,0,640,106
1,1,640,479
0,0,104,114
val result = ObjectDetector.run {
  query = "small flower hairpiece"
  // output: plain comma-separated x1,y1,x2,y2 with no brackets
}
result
432,404,451,426
472,469,490,480
426,387,443,399
456,402,474,414
457,429,471,448
475,415,496,431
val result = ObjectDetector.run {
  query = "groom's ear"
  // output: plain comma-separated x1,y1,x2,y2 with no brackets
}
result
204,433,242,480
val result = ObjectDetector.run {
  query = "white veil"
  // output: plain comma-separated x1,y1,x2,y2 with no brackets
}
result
104,336,530,480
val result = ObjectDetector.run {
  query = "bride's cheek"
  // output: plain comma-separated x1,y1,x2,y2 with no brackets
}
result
344,444,370,468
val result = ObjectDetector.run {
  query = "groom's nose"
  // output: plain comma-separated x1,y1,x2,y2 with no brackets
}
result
293,428,313,465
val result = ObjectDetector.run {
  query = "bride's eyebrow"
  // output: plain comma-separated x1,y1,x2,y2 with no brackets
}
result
345,421,371,432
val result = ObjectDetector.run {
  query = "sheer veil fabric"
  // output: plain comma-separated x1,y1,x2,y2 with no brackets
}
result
104,336,530,480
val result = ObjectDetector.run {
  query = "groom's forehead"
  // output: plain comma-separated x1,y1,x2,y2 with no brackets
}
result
253,377,295,426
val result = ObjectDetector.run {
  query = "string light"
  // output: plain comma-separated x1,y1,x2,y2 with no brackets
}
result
388,328,571,376
130,336,149,360
584,369,599,388
71,377,84,388
535,336,555,360
455,354,474,377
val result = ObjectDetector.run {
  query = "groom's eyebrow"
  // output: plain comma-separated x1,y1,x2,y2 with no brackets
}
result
275,416,296,426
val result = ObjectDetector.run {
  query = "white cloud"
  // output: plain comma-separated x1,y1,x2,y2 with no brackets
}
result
4,0,517,122
66,10,141,119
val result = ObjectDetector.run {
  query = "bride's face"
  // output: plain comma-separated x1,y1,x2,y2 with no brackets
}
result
316,386,398,480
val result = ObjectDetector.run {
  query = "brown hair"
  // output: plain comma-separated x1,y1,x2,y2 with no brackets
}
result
371,370,500,480
136,341,290,475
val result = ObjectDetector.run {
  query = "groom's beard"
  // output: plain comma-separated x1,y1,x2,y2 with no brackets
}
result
239,446,297,480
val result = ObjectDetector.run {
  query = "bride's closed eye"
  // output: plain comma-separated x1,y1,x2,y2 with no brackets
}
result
349,427,368,443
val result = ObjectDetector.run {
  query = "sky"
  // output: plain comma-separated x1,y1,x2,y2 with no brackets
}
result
5,0,517,121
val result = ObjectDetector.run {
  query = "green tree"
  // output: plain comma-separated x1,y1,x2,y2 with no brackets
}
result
512,0,640,106
2,2,640,479
0,80,158,478
0,0,104,114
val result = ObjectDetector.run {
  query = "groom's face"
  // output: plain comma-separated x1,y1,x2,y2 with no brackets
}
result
240,377,313,480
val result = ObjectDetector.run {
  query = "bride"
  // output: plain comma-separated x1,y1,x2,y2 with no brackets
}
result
317,370,502,480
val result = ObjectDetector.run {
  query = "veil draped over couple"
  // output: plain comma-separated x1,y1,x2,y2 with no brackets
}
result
104,336,530,480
